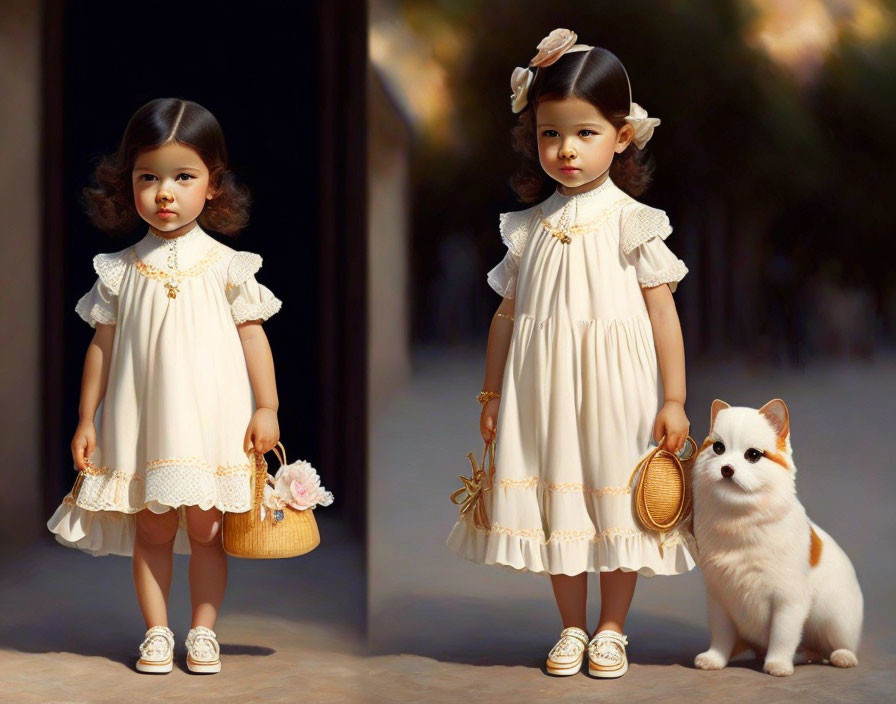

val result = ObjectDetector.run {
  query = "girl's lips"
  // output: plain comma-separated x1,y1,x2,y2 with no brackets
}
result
560,167,580,174
156,211,176,217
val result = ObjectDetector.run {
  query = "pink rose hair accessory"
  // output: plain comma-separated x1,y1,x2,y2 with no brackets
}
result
529,28,579,67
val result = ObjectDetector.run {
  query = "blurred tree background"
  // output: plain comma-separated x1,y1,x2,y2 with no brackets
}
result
370,0,896,365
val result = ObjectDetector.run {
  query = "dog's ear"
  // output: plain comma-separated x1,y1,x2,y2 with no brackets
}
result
758,399,790,440
710,399,730,431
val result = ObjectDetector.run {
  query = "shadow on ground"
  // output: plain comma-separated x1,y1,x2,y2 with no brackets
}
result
0,515,364,703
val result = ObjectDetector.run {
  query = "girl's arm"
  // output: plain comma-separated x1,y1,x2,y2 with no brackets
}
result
72,323,115,470
238,320,280,454
642,283,690,453
480,296,516,443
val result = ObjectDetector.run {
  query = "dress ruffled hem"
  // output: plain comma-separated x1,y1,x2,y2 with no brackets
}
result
446,517,696,577
46,495,248,557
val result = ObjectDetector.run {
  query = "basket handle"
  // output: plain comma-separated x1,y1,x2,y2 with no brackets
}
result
270,441,287,467
482,440,495,476
246,441,288,512
678,436,698,462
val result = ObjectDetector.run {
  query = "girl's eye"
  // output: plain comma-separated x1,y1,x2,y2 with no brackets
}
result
541,130,559,138
712,441,725,455
745,448,763,463
137,174,157,182
176,173,196,181
579,130,596,137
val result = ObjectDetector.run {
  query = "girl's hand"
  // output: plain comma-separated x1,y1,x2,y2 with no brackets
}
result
480,398,500,444
244,407,280,455
71,419,97,471
652,401,690,454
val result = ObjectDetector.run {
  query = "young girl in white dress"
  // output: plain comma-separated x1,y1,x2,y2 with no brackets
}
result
447,29,694,678
47,98,282,674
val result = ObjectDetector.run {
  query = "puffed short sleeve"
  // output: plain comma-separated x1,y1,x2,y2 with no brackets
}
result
620,204,689,293
74,252,126,327
486,209,531,299
226,251,283,324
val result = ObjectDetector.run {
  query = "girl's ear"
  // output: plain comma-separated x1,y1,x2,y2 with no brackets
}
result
616,123,634,153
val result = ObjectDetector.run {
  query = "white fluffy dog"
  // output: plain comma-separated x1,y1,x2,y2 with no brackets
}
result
691,398,863,676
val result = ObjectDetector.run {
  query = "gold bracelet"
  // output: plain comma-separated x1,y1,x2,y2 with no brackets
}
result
496,312,515,322
476,390,501,406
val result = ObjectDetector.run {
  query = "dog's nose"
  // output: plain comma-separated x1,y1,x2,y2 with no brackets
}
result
721,465,734,478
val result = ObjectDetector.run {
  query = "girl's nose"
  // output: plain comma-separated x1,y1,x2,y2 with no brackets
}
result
559,141,577,160
156,190,174,204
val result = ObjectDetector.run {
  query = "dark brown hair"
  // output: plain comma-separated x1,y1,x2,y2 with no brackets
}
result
83,98,250,236
511,47,655,203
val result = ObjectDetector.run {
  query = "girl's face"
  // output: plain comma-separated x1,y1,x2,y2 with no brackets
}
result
132,142,214,237
535,97,633,195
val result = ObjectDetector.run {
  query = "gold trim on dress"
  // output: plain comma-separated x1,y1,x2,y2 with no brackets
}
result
496,477,631,496
131,245,224,282
80,455,253,479
538,196,631,244
485,523,642,543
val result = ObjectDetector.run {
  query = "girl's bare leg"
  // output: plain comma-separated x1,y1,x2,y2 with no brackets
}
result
185,506,227,629
133,508,179,628
550,573,588,631
596,569,638,634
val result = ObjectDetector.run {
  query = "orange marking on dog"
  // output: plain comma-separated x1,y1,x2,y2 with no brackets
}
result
700,436,713,453
777,436,788,452
765,451,791,470
809,527,823,567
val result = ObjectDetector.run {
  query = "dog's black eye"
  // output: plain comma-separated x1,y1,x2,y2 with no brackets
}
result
712,441,725,455
745,448,763,463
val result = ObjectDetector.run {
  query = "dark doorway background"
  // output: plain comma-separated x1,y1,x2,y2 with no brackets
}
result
42,0,367,536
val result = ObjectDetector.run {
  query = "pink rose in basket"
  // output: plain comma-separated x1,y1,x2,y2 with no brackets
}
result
273,459,334,511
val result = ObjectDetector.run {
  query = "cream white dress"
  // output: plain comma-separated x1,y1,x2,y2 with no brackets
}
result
447,176,695,576
47,224,282,556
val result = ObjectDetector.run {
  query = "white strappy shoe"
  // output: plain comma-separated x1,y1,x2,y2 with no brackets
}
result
136,625,175,673
587,630,629,677
185,626,221,674
546,626,590,675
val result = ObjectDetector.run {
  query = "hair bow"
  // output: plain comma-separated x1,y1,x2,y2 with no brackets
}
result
624,102,661,149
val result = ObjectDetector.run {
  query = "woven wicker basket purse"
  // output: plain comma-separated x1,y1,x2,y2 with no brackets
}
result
629,435,698,549
450,441,496,531
222,443,323,559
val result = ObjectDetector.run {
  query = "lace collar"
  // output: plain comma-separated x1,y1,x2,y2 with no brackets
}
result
553,174,617,204
146,222,204,247
136,222,215,269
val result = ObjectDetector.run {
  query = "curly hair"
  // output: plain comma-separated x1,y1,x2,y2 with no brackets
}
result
510,47,655,203
83,98,250,236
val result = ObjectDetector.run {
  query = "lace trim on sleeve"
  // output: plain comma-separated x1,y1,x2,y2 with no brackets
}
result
227,251,264,289
619,204,673,255
638,259,689,291
93,252,128,295
231,285,283,324
74,290,117,327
